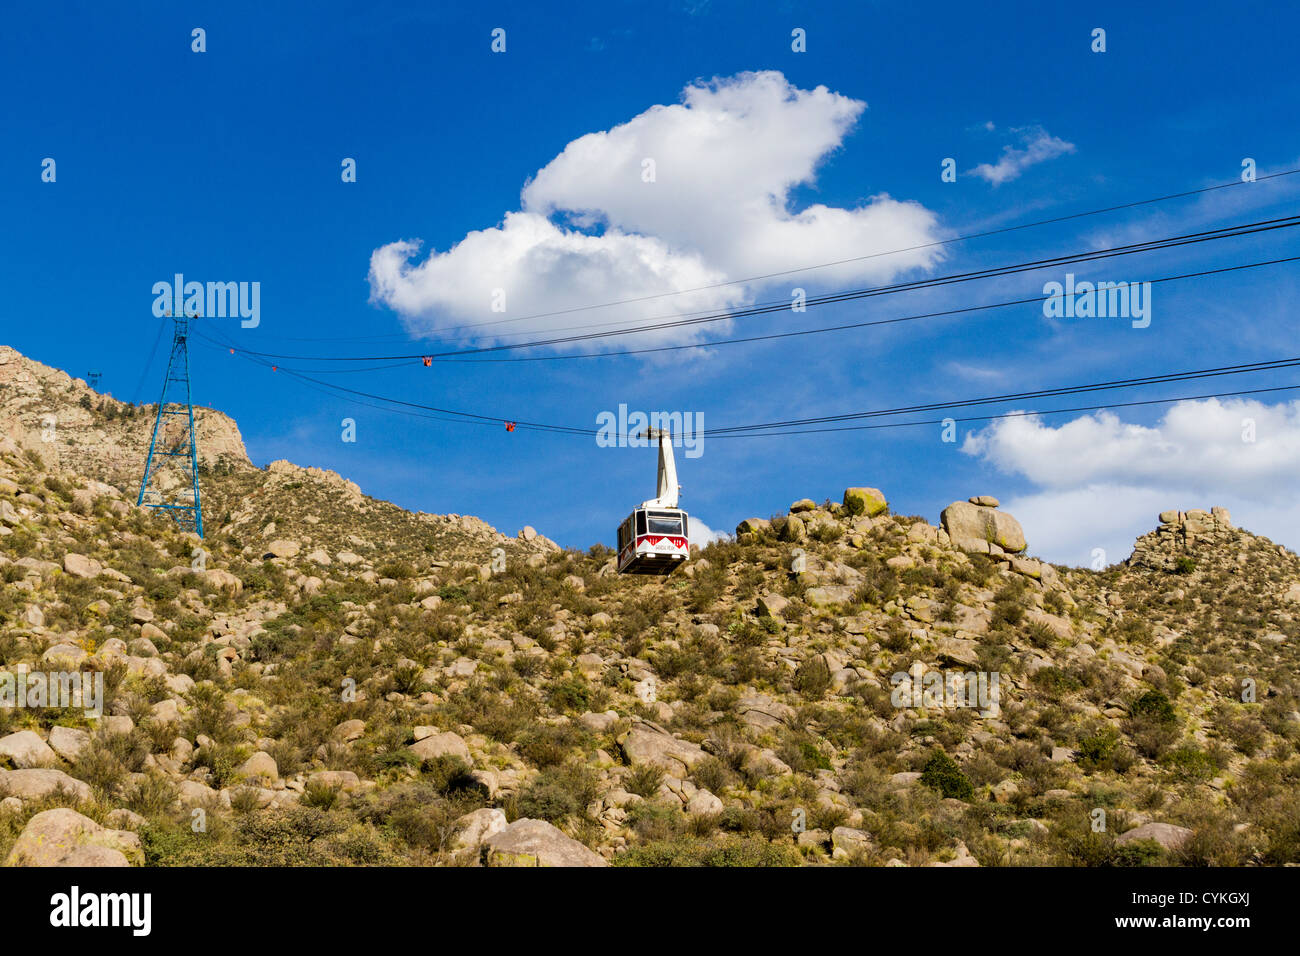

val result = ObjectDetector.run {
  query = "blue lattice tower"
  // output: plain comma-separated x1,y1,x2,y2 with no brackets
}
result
137,314,204,537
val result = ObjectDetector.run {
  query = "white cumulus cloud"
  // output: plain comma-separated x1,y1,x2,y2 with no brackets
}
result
687,515,728,549
368,71,944,349
962,398,1300,564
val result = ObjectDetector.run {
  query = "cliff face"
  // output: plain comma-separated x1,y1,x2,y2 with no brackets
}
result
0,345,251,495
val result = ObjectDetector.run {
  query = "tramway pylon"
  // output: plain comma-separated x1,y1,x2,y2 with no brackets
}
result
137,313,203,537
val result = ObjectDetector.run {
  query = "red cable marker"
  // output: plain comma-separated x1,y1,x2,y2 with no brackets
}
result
422,356,432,367
505,421,516,432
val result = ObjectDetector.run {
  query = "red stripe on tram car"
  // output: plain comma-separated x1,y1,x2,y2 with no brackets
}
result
638,535,688,550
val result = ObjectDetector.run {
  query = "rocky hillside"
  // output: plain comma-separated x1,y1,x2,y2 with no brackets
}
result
0,346,557,568
0,346,249,489
1,345,1299,868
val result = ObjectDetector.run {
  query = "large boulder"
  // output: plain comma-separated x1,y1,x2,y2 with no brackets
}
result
484,819,608,867
333,719,366,742
686,789,724,816
48,726,92,762
1116,822,1193,851
451,807,509,852
620,722,707,775
805,585,855,607
736,691,795,730
940,500,1027,554
408,731,472,765
0,767,93,802
62,553,103,579
5,808,141,866
237,751,278,783
934,636,980,669
263,539,301,559
42,643,89,666
756,593,789,619
843,487,888,517
831,826,875,857
177,780,221,808
202,568,243,594
0,730,57,768
306,770,361,792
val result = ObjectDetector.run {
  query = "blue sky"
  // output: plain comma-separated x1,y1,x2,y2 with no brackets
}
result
4,1,1300,564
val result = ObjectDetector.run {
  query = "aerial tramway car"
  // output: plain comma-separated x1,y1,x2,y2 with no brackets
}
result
616,427,690,575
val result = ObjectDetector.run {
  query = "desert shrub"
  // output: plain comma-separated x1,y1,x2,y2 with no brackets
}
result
183,684,241,744
389,663,425,695
301,779,341,809
794,656,831,700
1030,667,1083,700
1076,727,1132,772
1047,818,1166,867
546,676,591,714
878,618,912,652
991,590,1026,628
853,562,899,607
1175,811,1253,866
616,835,801,867
690,756,733,794
778,737,832,774
122,772,178,816
445,682,537,741
1259,813,1300,865
1024,620,1057,650
626,800,683,842
726,617,766,649
387,802,459,852
1215,706,1268,757
376,560,415,580
1126,690,1180,758
73,743,128,798
437,584,468,602
1111,616,1155,645
952,554,996,586
1135,690,1176,721
625,763,666,798
1160,745,1218,782
229,786,264,814
920,748,974,801
193,742,251,789
141,807,376,866
810,523,843,544
514,763,598,823
515,724,586,769
361,725,420,776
